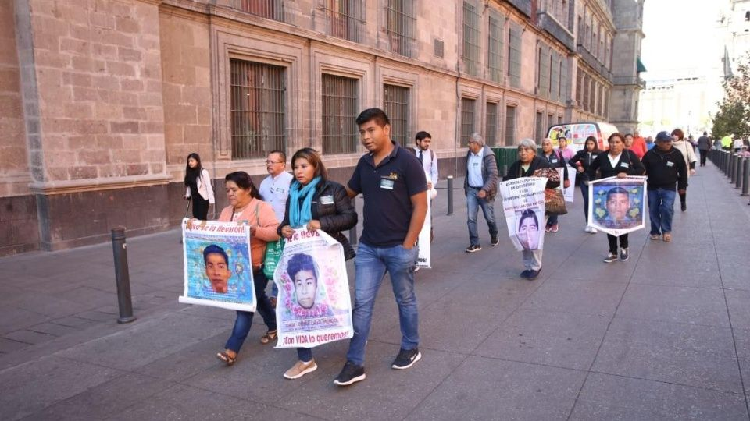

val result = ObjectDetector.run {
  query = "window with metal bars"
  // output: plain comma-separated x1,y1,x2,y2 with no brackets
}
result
462,2,480,77
322,74,359,154
487,14,503,83
535,111,544,143
508,22,522,88
230,59,286,159
576,69,583,107
504,105,516,146
323,0,364,42
384,84,409,145
460,98,476,147
386,0,416,57
233,0,284,21
485,102,497,146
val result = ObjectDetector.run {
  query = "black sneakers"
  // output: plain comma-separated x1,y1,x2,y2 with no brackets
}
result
527,269,541,280
333,361,366,386
619,248,629,261
490,237,499,247
392,347,421,370
465,244,481,253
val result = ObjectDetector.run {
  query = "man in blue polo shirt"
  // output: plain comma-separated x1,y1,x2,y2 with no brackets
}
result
333,108,428,386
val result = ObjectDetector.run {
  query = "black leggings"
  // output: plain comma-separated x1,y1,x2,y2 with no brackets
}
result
699,150,708,166
679,191,686,207
607,234,629,254
192,195,210,220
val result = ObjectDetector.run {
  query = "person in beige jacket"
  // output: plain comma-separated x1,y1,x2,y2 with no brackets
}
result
671,129,697,212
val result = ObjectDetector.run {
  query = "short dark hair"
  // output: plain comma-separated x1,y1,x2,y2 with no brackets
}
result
269,150,286,163
291,147,328,180
558,136,566,141
606,187,630,204
518,209,538,230
225,171,261,200
203,244,228,266
355,108,390,127
608,133,623,143
287,253,318,283
416,131,431,142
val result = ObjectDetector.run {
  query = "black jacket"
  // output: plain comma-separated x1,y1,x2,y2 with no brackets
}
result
641,147,688,191
568,149,599,186
541,151,569,182
588,150,645,180
278,180,358,260
503,156,553,187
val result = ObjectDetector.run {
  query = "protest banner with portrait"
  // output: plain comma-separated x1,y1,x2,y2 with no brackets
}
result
416,196,431,269
179,219,256,312
274,228,353,349
587,176,647,236
499,177,548,251
557,166,577,202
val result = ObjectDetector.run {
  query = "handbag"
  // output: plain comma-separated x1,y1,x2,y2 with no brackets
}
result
252,203,284,278
544,188,568,215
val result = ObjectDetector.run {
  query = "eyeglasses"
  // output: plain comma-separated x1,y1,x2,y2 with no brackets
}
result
265,160,283,165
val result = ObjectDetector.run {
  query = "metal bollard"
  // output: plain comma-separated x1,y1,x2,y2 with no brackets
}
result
111,227,136,324
348,197,358,245
736,156,743,189
727,152,732,177
502,165,508,180
731,155,738,184
743,158,750,196
447,175,454,215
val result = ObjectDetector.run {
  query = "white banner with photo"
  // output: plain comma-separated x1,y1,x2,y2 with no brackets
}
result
555,166,577,203
499,177,548,251
273,228,353,349
417,193,431,268
587,176,648,236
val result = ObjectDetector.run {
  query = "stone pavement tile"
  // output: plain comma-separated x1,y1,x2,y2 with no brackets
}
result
615,284,730,327
73,309,118,323
255,406,326,421
0,355,121,421
18,278,88,295
135,332,231,383
276,343,465,421
592,317,742,393
26,322,80,337
55,286,117,307
52,315,102,329
725,289,750,329
718,259,750,291
20,373,173,421
107,384,267,421
0,292,98,319
520,279,628,317
405,356,586,421
569,372,748,421
3,330,57,346
542,255,634,283
0,307,50,335
474,309,610,370
56,312,227,371
0,338,29,354
630,264,722,288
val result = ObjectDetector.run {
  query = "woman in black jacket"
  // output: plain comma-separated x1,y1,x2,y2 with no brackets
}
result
540,139,570,233
587,133,645,263
503,139,551,280
278,147,357,380
568,136,600,233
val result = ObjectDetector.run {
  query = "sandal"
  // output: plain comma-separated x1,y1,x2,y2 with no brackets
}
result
217,350,236,366
663,233,672,242
260,330,277,345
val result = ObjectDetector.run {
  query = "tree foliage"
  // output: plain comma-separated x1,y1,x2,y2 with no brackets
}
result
712,52,750,138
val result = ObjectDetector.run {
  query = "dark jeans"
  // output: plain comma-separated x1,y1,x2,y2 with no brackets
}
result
192,195,209,220
225,270,277,353
607,234,629,254
466,188,499,246
579,184,591,222
297,348,313,362
648,188,676,235
679,191,687,207
699,149,708,166
546,213,559,227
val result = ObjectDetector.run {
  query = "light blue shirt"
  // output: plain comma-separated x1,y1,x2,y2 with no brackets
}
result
259,172,293,222
467,151,484,187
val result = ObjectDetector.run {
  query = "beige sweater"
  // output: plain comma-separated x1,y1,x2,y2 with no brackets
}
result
218,198,280,269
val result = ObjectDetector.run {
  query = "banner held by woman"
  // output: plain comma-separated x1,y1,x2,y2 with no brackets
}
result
179,219,257,312
499,177,548,251
274,228,353,349
587,176,647,236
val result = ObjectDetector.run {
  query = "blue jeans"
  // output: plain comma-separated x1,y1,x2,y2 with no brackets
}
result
225,270,277,352
297,347,312,362
546,214,559,227
648,188,676,235
346,242,419,366
579,184,591,222
466,188,499,246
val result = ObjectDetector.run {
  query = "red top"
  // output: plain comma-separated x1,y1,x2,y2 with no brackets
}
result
630,136,647,159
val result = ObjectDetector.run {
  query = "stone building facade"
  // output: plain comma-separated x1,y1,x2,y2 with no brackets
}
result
0,0,642,255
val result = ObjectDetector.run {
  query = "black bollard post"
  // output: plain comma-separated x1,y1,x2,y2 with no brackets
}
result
736,156,743,189
348,197,358,246
726,151,732,177
447,175,454,215
743,158,750,197
731,155,738,184
111,227,136,324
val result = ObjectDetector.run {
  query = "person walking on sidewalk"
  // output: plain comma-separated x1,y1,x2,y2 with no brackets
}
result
670,129,697,212
642,132,688,243
463,133,499,252
334,108,427,387
503,139,551,279
588,133,645,263
278,148,357,380
541,138,570,233
697,132,711,167
568,136,600,233
215,172,280,366
183,153,215,220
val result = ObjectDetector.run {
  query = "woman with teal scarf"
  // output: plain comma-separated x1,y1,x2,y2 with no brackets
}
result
278,148,358,380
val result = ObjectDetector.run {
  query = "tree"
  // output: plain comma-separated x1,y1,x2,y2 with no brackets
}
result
712,52,750,138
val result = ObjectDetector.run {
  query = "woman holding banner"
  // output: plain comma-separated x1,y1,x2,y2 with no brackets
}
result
503,139,552,280
588,134,645,263
568,136,600,233
278,147,358,379
540,139,570,233
215,171,280,366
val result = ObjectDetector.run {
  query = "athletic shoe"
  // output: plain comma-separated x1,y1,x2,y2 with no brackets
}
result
414,265,420,273
284,359,317,380
545,226,553,232
620,248,629,261
650,234,660,240
520,270,531,279
604,252,617,263
527,269,542,280
681,202,687,212
465,245,481,253
590,227,598,234
490,237,499,247
333,361,366,386
392,347,421,370
550,224,559,233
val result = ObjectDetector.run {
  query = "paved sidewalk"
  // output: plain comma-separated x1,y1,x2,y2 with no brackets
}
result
2,162,750,420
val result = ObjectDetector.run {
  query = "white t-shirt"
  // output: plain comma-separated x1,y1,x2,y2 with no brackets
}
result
259,172,293,222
